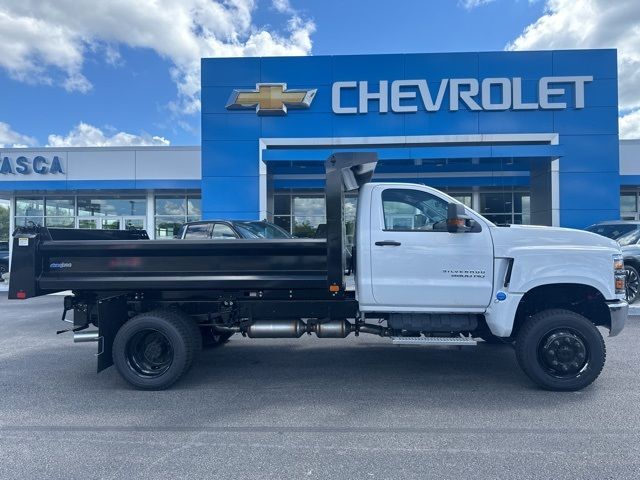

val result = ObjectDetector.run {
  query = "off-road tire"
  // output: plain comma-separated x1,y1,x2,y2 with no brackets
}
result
112,309,199,390
515,309,606,391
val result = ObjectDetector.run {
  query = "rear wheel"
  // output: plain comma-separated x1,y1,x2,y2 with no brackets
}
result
626,265,639,304
515,309,605,391
112,309,199,390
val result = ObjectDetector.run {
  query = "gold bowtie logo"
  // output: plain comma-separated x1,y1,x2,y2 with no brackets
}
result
226,83,317,115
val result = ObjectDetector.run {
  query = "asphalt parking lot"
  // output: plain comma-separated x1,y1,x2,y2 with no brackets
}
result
1,293,640,479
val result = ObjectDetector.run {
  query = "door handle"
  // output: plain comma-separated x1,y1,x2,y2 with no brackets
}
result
375,240,401,246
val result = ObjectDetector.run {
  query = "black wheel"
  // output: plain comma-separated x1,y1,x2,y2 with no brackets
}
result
112,309,198,390
626,265,639,304
515,309,606,391
201,327,233,348
0,263,7,275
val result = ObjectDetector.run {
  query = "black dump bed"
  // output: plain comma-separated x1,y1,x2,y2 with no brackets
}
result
9,227,327,298
8,153,378,300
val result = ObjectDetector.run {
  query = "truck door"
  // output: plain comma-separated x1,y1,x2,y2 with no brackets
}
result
369,185,494,310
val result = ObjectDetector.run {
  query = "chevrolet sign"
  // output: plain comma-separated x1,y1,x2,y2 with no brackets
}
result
332,76,593,114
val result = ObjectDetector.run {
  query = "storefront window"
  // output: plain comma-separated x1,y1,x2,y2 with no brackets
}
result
155,216,185,238
450,194,472,208
46,217,75,228
15,216,43,227
155,194,201,238
273,215,291,233
156,197,187,216
12,193,202,237
46,197,74,217
77,197,145,216
273,192,357,240
78,219,98,229
16,197,44,217
292,196,325,237
15,197,44,227
621,192,637,220
480,190,530,225
187,197,201,216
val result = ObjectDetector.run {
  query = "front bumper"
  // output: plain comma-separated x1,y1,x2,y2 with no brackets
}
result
607,300,628,337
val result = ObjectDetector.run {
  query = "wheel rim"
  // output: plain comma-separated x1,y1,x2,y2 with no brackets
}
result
537,328,589,379
125,329,173,378
626,268,639,303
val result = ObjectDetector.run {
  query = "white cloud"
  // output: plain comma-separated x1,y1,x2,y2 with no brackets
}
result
459,0,495,10
0,122,37,148
272,0,294,14
46,122,170,147
0,0,315,112
507,0,640,113
620,110,640,139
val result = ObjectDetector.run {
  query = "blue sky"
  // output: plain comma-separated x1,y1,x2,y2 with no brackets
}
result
0,0,637,147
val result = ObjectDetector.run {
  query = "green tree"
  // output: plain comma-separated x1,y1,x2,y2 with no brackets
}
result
293,220,318,238
0,205,9,242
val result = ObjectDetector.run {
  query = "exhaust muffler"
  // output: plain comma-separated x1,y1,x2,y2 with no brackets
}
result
245,320,353,338
73,330,99,343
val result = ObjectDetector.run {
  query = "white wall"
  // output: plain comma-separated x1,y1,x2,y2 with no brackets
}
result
0,146,201,183
620,140,640,176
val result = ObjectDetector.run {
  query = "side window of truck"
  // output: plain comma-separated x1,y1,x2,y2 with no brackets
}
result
184,223,212,239
212,223,238,239
382,189,448,231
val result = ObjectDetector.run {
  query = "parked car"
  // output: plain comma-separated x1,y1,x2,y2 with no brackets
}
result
612,229,640,304
585,220,640,240
586,221,640,303
177,220,292,240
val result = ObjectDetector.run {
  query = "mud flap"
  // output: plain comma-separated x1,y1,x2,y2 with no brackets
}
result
97,295,128,373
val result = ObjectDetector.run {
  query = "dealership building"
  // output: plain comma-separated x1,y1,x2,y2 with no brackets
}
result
2,49,640,244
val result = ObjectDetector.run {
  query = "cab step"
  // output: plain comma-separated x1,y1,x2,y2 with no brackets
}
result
391,335,477,346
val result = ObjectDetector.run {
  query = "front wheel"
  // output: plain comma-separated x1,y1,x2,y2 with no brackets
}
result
515,309,606,391
112,309,199,390
626,265,639,304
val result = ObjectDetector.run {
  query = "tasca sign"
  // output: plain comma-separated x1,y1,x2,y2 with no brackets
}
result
331,76,593,114
0,155,65,175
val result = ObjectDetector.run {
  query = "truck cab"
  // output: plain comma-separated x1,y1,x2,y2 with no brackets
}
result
355,182,626,336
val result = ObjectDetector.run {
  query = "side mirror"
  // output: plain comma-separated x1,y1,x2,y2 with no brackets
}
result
447,203,471,233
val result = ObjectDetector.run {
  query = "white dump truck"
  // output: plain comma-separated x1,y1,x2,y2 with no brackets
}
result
9,153,628,391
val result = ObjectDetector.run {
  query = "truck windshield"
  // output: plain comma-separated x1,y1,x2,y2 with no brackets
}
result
235,221,291,239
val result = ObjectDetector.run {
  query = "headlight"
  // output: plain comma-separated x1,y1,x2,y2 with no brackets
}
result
614,254,626,295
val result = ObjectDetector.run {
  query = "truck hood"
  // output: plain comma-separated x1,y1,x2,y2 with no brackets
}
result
490,224,620,256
